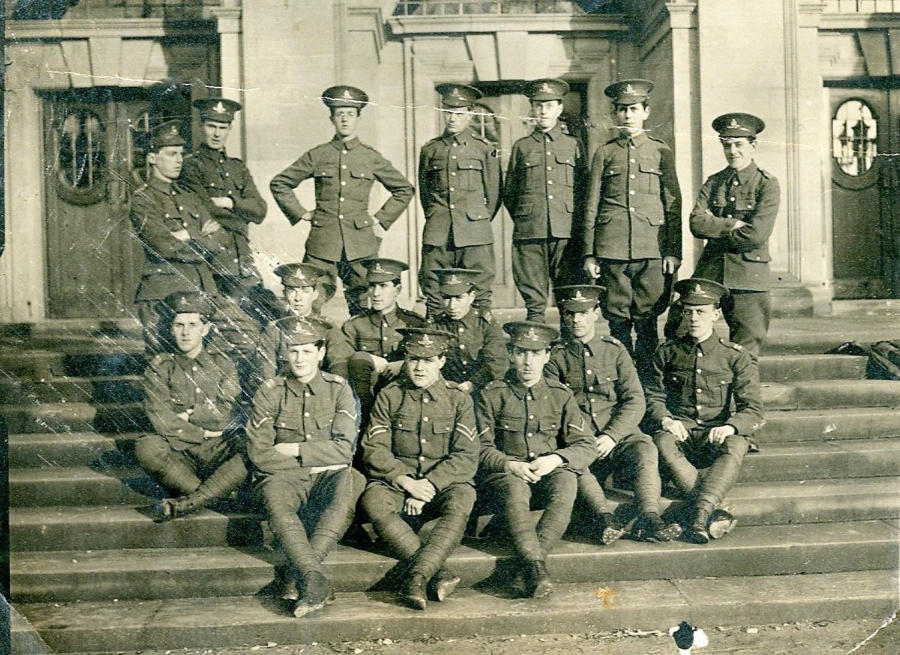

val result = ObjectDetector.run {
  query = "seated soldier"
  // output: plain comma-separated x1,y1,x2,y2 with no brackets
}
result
329,258,426,417
476,322,595,598
645,278,764,544
246,316,364,618
431,268,508,394
546,286,680,544
135,291,247,521
254,263,337,386
359,328,479,611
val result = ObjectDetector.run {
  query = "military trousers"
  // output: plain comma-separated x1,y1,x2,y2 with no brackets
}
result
653,428,748,510
420,242,495,317
304,253,370,317
360,481,475,581
135,434,248,510
481,467,577,563
576,431,661,518
512,238,568,323
259,467,365,579
721,290,770,363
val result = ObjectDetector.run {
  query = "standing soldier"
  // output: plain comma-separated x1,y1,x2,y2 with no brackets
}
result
418,84,502,318
180,97,267,292
246,316,364,618
131,120,225,354
135,292,247,522
687,113,780,362
431,268,508,393
476,322,595,598
546,286,680,545
360,328,479,610
645,278,764,544
581,80,682,382
328,258,426,418
503,79,585,323
270,86,415,317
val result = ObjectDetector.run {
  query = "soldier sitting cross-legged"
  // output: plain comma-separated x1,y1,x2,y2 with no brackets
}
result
546,285,681,545
246,316,365,618
136,291,248,522
359,328,479,611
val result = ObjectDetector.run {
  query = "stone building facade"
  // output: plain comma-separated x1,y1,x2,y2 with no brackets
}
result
4,0,900,324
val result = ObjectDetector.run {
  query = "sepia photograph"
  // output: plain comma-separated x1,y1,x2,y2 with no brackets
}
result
2,1,900,653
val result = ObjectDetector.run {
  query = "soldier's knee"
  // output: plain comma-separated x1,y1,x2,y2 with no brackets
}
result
444,484,476,514
359,483,399,520
722,434,749,458
134,434,172,469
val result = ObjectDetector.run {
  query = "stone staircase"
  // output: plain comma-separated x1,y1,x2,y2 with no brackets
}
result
4,318,900,653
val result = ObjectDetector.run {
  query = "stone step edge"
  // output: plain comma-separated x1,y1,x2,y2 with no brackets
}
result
11,570,898,654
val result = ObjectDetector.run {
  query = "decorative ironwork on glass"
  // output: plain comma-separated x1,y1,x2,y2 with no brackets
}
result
58,109,105,190
832,99,877,176
129,111,154,186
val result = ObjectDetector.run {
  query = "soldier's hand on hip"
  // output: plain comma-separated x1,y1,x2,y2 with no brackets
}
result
662,256,681,275
661,416,690,442
596,434,616,459
508,460,540,483
707,424,736,445
171,229,191,243
530,454,564,478
404,497,426,516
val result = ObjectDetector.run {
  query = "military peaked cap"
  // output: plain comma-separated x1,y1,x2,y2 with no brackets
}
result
362,258,408,283
525,78,569,102
674,277,729,306
398,327,452,358
322,85,370,110
554,285,604,312
150,120,185,150
713,113,765,139
193,97,242,123
503,321,559,350
436,83,482,109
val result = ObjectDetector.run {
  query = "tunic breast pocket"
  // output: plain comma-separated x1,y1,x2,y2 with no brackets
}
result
638,160,662,195
428,416,455,457
555,154,576,186
427,163,446,191
520,157,542,187
311,414,334,441
275,425,303,444
589,371,618,400
457,159,484,191
314,168,337,194
392,414,419,457
347,169,374,200
356,337,381,354
698,368,733,406
495,416,525,456
537,416,561,449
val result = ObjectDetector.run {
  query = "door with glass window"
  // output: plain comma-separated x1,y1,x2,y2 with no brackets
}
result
830,87,900,299
42,87,192,318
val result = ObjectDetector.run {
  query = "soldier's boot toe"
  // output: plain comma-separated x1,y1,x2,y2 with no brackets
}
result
599,513,626,546
529,561,554,599
279,574,301,602
150,499,177,523
634,513,682,543
684,508,711,545
708,509,737,540
293,571,331,618
509,566,529,599
400,574,428,611
428,568,460,602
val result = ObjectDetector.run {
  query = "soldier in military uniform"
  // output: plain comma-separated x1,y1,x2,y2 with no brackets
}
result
359,328,479,610
431,268,508,393
328,258,426,418
270,86,415,317
545,286,680,544
645,278,764,544
131,121,226,354
180,97,267,290
581,80,682,383
476,322,595,598
246,316,364,618
135,292,247,522
685,113,780,362
503,79,585,323
254,263,338,387
418,84,502,317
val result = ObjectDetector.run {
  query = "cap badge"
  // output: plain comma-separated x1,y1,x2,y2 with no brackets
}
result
341,89,353,100
419,334,435,347
177,296,190,307
694,284,704,295
624,83,636,95
573,290,586,301
523,327,539,341
448,274,461,285
540,82,552,94
212,101,227,114
294,271,307,282
727,118,743,130
372,262,385,274
166,124,179,137
450,88,462,98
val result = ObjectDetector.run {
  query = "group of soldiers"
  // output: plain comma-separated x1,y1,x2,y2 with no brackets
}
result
129,77,774,619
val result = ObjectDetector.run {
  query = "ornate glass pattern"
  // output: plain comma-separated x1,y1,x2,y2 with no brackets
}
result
832,99,878,176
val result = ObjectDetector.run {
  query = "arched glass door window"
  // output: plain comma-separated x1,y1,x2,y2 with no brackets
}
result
832,99,878,176
55,106,106,204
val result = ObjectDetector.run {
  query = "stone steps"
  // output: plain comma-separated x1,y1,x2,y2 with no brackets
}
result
0,375,143,405
9,520,898,603
0,401,149,434
10,438,900,509
10,477,900,552
11,570,898,654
